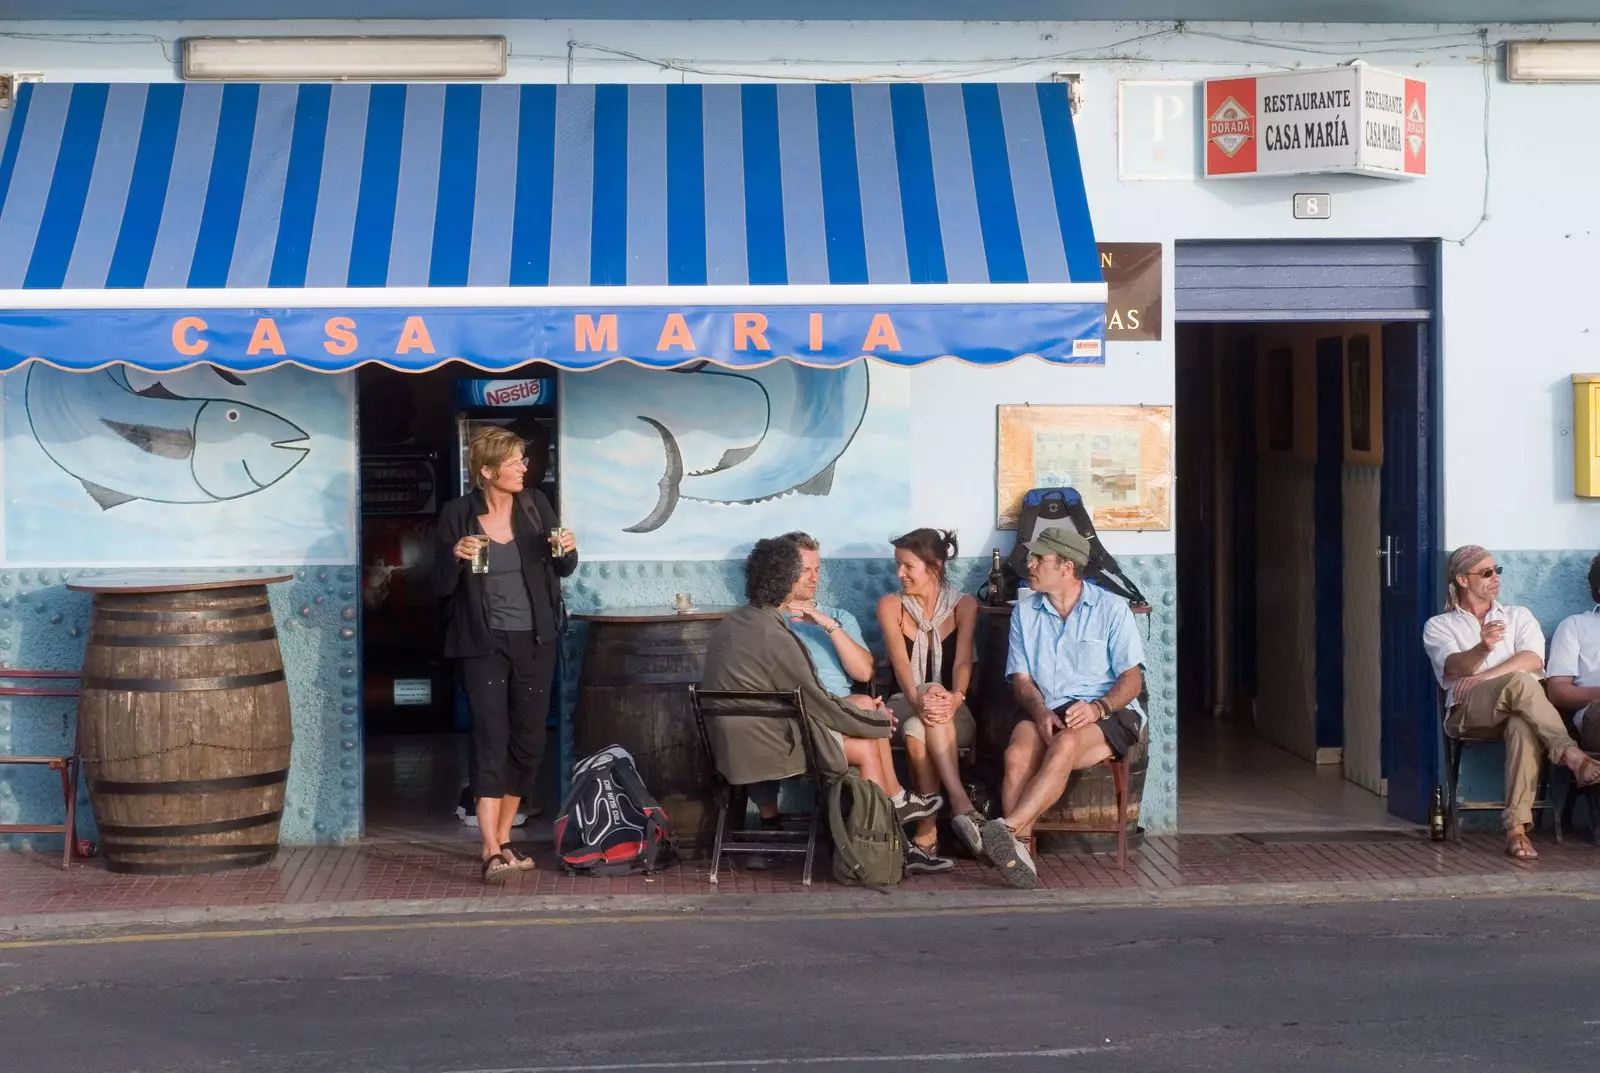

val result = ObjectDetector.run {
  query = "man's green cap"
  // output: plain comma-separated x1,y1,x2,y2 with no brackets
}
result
1023,526,1091,567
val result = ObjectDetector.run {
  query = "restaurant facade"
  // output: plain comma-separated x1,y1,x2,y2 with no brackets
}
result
0,17,1593,849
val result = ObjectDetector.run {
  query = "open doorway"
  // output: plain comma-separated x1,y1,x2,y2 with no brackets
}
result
356,364,562,844
1175,322,1420,834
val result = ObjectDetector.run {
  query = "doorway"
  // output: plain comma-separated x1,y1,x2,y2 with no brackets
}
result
355,363,563,844
1173,240,1441,833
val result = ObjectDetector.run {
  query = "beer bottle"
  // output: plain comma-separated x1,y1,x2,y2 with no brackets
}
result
1429,786,1446,842
986,549,1005,606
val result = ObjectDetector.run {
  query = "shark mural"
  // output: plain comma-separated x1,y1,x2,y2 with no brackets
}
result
1,363,356,567
562,360,910,559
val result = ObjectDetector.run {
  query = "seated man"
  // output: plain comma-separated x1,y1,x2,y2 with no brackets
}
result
1547,552,1600,754
1422,545,1600,860
979,527,1145,890
699,536,943,834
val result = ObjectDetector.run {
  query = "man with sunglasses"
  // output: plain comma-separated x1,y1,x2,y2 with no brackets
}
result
1423,545,1600,860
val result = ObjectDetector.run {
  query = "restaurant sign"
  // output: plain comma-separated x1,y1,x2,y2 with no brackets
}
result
1204,66,1425,180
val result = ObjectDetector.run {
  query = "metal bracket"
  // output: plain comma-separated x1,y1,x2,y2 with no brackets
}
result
1051,71,1084,116
0,73,45,108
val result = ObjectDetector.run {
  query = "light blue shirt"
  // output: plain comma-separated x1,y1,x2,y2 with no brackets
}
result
786,605,867,698
1006,583,1145,717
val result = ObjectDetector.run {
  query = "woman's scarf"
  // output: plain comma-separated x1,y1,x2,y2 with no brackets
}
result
899,585,962,690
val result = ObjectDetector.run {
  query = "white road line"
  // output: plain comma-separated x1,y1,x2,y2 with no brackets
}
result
442,1047,1114,1073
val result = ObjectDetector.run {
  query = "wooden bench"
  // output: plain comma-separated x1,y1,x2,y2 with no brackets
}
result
0,670,81,869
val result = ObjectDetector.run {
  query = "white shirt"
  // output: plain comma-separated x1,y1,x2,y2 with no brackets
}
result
1547,606,1600,727
1421,602,1546,706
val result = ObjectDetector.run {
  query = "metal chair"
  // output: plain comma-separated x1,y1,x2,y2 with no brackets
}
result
1441,691,1560,844
0,670,82,870
689,687,829,887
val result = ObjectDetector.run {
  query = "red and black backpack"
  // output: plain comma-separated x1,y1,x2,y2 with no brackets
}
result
552,746,675,876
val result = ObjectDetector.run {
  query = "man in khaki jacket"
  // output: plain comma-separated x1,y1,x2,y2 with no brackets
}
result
699,536,941,828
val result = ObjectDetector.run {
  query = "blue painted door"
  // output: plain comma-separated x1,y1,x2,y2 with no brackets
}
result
1379,321,1439,823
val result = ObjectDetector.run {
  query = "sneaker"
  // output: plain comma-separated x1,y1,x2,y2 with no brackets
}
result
904,842,955,874
980,819,1038,890
951,810,986,862
894,791,944,826
456,802,529,828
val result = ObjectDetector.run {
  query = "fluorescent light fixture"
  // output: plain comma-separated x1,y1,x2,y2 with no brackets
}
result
181,36,507,82
1506,40,1600,83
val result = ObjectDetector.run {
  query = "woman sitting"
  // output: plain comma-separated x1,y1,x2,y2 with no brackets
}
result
876,528,987,870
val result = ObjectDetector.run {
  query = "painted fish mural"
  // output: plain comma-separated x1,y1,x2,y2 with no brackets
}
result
24,363,310,510
626,362,870,534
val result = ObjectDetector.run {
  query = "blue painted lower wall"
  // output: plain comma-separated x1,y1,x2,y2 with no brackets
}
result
0,564,363,851
559,553,1181,834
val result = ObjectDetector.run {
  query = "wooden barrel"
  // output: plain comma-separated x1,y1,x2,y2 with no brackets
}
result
76,584,292,875
574,613,723,850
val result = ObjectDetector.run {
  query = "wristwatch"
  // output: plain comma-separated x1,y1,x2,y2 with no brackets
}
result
823,621,839,635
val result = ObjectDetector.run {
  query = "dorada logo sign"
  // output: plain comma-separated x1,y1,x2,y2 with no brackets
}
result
1403,78,1427,175
1208,97,1254,157
1072,339,1103,359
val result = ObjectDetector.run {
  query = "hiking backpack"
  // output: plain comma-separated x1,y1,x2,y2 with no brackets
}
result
1004,486,1150,610
552,745,675,876
827,772,904,889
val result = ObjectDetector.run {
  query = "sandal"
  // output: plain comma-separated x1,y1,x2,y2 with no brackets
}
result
501,843,537,872
481,853,516,884
1506,831,1539,860
1577,757,1600,788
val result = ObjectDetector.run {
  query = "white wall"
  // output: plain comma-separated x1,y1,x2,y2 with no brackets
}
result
1,19,1596,552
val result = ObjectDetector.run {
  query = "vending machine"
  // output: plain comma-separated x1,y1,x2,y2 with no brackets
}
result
453,370,558,502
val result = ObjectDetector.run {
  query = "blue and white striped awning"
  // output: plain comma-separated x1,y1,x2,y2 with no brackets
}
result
0,81,1106,372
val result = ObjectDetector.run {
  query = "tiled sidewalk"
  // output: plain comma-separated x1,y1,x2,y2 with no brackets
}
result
5,829,1600,927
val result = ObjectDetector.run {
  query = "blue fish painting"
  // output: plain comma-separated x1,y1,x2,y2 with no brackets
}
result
625,362,870,533
24,363,310,510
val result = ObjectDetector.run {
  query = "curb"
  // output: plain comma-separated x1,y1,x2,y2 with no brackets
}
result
4,869,1599,937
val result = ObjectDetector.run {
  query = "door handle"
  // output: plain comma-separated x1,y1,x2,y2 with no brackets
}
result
1377,535,1394,588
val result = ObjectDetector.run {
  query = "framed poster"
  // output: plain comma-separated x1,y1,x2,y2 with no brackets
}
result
1343,333,1384,466
996,404,1173,531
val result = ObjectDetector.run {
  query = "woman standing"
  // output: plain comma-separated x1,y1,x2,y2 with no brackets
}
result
432,427,578,883
876,528,986,869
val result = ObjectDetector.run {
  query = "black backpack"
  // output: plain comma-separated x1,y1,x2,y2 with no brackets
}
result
552,746,675,876
1004,486,1149,611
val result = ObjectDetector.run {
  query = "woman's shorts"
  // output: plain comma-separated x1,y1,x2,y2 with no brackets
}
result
888,694,976,750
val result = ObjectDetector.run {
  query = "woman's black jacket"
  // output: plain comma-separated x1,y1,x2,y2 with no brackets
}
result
430,487,578,658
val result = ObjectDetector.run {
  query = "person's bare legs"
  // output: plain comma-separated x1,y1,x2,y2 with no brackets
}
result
493,794,522,853
924,718,975,814
904,735,941,847
1002,721,1047,842
476,797,503,862
842,736,900,796
1004,725,1113,834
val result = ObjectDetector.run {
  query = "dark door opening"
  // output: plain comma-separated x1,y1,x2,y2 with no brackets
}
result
1176,321,1429,833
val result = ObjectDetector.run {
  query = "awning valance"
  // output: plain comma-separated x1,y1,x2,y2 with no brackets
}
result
0,81,1105,373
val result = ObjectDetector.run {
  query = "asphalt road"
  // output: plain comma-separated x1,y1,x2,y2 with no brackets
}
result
2,895,1597,1073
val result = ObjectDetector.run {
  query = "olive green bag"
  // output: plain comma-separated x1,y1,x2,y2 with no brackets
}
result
827,772,903,889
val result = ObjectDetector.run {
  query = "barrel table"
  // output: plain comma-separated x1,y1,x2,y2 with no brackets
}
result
572,606,737,852
974,602,1151,854
67,573,294,875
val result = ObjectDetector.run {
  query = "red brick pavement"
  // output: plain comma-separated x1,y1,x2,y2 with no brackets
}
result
3,831,1597,922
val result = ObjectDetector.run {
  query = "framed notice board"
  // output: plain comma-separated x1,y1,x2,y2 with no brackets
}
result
996,404,1173,530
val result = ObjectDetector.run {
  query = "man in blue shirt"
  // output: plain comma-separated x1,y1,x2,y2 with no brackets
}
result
979,526,1145,890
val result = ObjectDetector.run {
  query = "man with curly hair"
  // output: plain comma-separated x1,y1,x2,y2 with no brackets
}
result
699,536,943,829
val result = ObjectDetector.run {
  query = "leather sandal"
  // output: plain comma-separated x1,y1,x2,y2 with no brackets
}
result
481,853,516,884
501,843,537,872
1506,831,1539,860
1577,757,1600,788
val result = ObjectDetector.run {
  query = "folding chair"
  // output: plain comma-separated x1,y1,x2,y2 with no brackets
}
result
1441,690,1560,844
689,687,829,887
0,670,82,870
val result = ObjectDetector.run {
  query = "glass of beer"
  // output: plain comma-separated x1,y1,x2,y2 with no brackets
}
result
548,526,567,556
469,534,490,574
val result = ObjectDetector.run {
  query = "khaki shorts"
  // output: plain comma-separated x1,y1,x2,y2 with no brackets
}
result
888,694,976,749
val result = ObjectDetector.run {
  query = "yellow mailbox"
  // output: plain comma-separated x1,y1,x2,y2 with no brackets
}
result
1576,374,1600,497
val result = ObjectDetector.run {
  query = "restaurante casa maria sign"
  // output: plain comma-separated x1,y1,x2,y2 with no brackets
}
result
1204,65,1426,180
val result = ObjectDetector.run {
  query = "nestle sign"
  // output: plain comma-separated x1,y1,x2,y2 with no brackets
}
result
457,377,552,408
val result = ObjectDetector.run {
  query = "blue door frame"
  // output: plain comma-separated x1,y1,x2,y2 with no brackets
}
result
1176,240,1442,824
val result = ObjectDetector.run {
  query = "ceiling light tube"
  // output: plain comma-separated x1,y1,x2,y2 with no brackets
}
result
181,36,508,82
1506,40,1600,83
